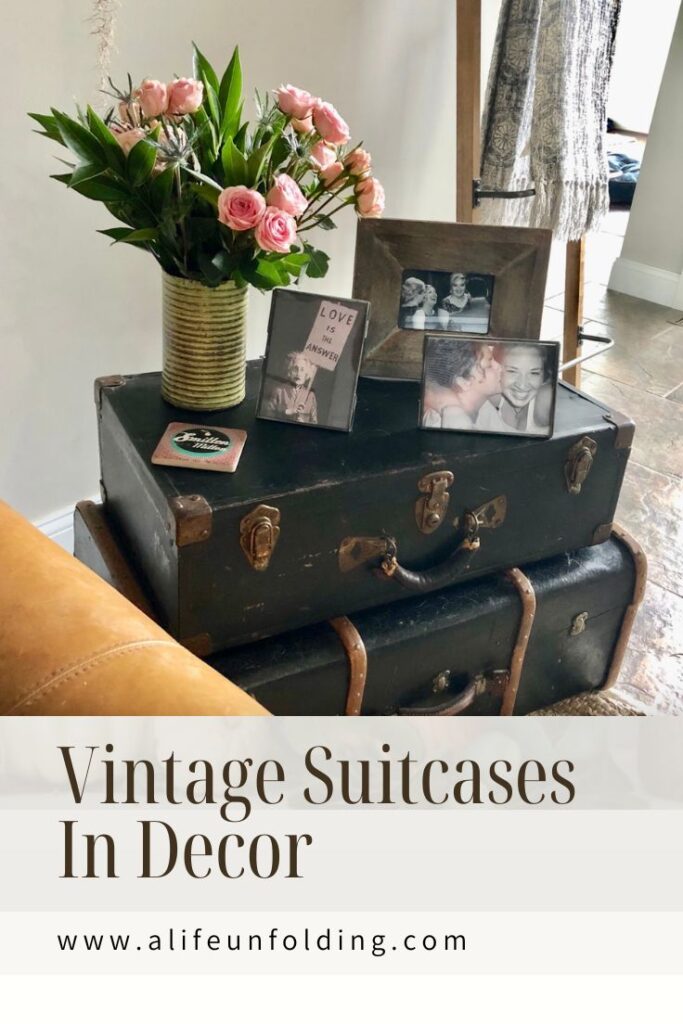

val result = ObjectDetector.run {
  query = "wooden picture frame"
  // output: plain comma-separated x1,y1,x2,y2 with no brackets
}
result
353,219,552,381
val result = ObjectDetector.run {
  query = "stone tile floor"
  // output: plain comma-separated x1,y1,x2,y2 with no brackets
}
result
543,211,682,714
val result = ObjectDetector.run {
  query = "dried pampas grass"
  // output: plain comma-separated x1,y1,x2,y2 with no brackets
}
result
89,0,120,90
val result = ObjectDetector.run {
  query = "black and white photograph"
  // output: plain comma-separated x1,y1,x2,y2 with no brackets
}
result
398,269,494,334
420,336,560,438
257,288,369,432
353,219,551,381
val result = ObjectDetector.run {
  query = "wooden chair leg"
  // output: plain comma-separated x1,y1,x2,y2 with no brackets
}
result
563,237,585,387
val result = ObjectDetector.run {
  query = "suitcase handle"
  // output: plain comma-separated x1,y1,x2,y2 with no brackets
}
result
379,494,507,593
397,679,477,715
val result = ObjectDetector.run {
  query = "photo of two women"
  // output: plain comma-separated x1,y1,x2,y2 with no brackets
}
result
398,269,494,334
421,337,559,438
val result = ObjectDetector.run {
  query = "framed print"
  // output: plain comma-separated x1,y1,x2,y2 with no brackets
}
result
420,335,560,439
353,219,552,380
257,288,369,432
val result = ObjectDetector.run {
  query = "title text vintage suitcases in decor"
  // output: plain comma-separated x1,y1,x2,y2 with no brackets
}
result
74,502,646,716
96,361,634,655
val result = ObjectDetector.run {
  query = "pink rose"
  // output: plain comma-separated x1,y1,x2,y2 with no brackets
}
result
320,161,346,190
355,176,385,218
266,174,308,217
114,127,147,155
344,147,372,177
137,79,168,119
312,100,350,145
217,186,266,231
291,115,313,133
309,140,337,171
255,207,297,253
275,84,316,119
167,77,204,115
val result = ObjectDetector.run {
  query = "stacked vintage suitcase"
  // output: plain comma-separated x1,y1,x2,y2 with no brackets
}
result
75,342,646,716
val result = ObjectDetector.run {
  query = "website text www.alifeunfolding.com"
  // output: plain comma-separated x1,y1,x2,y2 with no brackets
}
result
56,924,467,959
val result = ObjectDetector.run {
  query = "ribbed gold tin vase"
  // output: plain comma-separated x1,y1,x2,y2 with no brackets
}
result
161,272,248,411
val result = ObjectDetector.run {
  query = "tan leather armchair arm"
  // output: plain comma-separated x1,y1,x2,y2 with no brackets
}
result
0,500,268,716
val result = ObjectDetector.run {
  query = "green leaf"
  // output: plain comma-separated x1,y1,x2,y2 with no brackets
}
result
51,109,105,166
316,215,337,231
211,250,235,275
220,137,249,186
277,252,311,274
303,246,330,279
219,46,243,139
28,112,63,143
197,252,225,286
232,267,248,289
192,44,222,126
69,176,132,202
149,165,175,210
116,227,158,244
98,227,135,241
187,217,220,245
189,182,220,208
271,132,295,169
86,106,126,174
50,173,72,185
204,83,221,126
246,132,280,188
69,162,104,188
99,226,157,246
241,262,287,291
254,258,290,286
192,43,220,98
193,106,218,163
126,138,157,186
233,122,248,152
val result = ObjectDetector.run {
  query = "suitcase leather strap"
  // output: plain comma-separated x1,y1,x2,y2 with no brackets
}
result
331,565,537,717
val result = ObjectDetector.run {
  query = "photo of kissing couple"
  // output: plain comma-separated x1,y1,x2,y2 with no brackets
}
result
421,336,559,438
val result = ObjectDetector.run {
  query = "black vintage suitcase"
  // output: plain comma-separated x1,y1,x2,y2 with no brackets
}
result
96,362,634,655
74,502,646,716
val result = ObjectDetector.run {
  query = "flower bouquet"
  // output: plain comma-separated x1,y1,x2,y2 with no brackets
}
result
30,45,384,409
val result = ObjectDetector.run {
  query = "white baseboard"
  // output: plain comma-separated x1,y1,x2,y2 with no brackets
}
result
35,505,76,554
608,256,683,310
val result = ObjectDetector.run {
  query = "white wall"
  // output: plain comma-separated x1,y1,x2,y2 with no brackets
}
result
609,0,683,307
608,0,680,133
1,0,462,525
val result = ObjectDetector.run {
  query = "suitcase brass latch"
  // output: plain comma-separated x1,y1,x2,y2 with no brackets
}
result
240,504,281,571
565,436,597,495
416,470,454,534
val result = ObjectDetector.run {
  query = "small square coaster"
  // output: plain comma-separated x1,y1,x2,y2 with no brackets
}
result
151,422,247,473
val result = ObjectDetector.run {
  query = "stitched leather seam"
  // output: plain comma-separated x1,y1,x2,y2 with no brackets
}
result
9,639,179,713
24,637,166,694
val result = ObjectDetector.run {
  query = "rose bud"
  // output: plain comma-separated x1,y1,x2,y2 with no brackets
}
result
137,79,169,119
312,100,350,145
167,77,204,115
355,176,385,218
266,174,308,218
309,140,337,171
275,84,316,120
344,147,372,177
